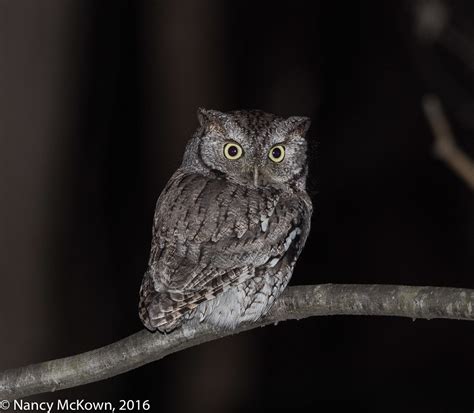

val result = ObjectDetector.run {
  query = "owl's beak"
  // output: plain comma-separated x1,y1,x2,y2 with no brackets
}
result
254,166,259,187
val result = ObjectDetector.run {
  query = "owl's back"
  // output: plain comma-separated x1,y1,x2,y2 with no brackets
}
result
139,169,311,332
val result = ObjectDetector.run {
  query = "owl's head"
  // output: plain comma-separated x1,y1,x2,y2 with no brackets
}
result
182,108,311,190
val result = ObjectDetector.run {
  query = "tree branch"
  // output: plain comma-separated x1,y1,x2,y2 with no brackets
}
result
1,283,473,399
422,94,474,190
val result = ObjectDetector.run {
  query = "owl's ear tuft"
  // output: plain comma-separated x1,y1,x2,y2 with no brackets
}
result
285,116,311,137
197,108,227,132
197,107,210,126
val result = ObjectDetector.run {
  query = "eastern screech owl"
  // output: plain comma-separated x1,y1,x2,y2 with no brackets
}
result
139,109,312,333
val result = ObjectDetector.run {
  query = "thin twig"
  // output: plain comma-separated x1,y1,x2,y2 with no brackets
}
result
1,283,473,399
422,94,474,189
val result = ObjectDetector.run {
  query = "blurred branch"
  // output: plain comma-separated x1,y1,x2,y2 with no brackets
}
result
1,283,473,399
422,94,474,190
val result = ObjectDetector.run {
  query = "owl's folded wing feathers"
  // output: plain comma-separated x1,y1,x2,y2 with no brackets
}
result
139,172,311,332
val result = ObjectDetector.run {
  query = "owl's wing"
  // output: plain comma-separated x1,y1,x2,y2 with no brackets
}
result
139,171,311,332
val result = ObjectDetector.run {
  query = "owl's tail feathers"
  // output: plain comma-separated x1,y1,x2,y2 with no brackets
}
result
139,272,197,333
139,289,188,333
138,277,174,333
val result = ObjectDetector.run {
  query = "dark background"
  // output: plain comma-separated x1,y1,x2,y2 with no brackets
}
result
1,0,473,411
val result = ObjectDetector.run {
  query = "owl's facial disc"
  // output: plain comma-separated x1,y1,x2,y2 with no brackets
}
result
195,108,310,189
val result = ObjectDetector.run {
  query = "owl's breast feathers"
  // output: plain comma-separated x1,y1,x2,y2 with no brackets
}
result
139,170,312,332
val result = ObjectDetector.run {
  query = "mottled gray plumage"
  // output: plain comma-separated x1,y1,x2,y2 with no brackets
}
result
139,108,312,333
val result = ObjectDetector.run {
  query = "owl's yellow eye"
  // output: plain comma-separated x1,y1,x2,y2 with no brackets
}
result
223,142,243,160
268,145,285,163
